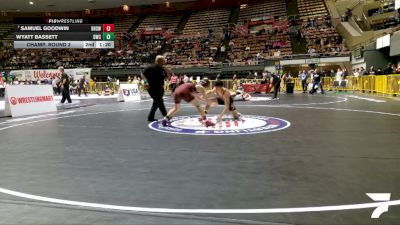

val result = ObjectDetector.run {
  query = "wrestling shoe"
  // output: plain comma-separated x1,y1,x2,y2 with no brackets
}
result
234,114,245,122
204,120,216,127
161,118,170,127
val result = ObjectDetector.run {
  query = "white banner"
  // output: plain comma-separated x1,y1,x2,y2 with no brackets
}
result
9,68,92,81
4,85,57,117
117,84,141,102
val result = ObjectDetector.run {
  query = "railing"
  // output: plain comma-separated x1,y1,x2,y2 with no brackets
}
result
86,75,400,96
89,53,352,71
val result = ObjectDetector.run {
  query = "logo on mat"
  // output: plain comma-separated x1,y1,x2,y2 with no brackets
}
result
149,115,290,135
10,97,18,105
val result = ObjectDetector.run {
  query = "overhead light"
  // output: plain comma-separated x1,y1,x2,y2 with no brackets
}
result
166,1,170,7
29,1,34,5
122,4,129,11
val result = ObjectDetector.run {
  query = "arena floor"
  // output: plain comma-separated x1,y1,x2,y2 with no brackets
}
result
0,93,399,225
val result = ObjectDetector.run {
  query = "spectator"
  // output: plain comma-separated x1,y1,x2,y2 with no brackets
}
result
169,73,178,93
300,70,308,93
310,69,325,95
368,66,376,75
353,68,360,77
384,63,393,75
78,76,88,97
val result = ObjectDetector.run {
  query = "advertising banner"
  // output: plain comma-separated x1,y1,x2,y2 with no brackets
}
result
4,85,57,117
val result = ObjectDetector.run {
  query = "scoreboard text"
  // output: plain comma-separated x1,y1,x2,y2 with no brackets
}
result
13,18,115,49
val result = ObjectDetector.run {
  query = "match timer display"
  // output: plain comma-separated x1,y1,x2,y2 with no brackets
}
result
14,18,115,49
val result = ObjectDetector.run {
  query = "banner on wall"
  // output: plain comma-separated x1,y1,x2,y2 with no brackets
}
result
117,83,141,102
9,68,92,81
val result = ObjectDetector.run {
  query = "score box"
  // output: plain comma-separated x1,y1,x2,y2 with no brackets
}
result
102,32,115,41
102,24,114,32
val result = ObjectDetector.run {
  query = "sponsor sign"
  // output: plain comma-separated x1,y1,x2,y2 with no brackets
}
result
4,85,57,117
9,68,91,81
241,84,271,93
305,58,320,64
117,83,141,102
149,115,290,135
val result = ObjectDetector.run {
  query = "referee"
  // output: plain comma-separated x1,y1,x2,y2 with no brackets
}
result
143,55,168,122
269,72,281,99
59,66,72,104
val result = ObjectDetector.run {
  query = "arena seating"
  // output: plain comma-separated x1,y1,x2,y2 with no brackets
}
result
0,1,348,69
370,13,400,30
237,0,287,24
297,0,328,19
227,0,291,62
114,15,140,48
182,8,230,35
301,16,345,54
167,34,217,65
162,8,230,65
137,14,182,32
229,31,292,62
0,22,13,41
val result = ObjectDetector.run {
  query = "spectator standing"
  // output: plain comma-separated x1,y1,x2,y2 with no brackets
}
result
52,76,60,95
335,68,343,81
300,70,308,93
360,67,366,75
310,69,325,95
232,74,239,91
142,55,168,122
384,63,393,75
368,66,376,75
78,76,88,97
354,68,360,89
169,73,178,93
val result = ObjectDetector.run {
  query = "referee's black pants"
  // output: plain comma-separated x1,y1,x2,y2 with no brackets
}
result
148,89,167,121
273,81,281,99
61,87,72,103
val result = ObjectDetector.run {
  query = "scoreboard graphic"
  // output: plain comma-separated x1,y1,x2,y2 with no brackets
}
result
13,18,115,49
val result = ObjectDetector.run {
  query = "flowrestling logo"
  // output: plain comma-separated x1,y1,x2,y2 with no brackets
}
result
149,115,290,135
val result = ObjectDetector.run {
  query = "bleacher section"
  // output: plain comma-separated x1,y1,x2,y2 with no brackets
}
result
229,31,292,62
183,8,230,35
137,14,182,31
0,2,347,69
227,0,292,61
302,16,344,54
0,22,13,41
114,15,139,48
161,8,231,65
370,14,400,30
237,0,287,24
297,0,328,19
